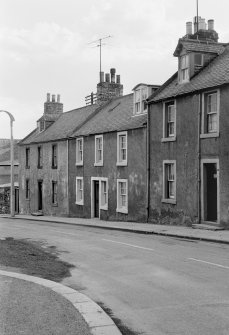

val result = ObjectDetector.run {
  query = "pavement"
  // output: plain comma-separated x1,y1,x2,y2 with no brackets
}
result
1,213,229,335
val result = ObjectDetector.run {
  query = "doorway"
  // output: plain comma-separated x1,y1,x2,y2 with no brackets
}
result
38,180,43,211
15,188,19,214
202,161,219,223
94,181,100,218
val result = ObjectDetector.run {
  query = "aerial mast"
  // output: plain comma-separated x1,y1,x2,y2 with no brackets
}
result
89,35,112,78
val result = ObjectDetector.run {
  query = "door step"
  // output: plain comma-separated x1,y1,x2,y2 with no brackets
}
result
192,223,224,231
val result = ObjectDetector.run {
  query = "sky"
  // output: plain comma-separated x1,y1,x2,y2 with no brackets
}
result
1,0,229,139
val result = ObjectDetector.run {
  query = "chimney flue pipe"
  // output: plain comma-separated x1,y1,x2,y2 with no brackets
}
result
47,93,50,102
208,19,214,30
52,94,56,102
186,22,192,35
110,68,116,83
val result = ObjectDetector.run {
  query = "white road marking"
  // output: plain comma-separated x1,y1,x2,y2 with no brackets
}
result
188,258,229,270
102,239,154,251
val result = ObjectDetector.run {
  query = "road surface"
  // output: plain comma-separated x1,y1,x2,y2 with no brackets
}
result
0,217,229,335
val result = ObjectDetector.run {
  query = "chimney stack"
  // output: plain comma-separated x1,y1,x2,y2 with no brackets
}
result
186,22,192,35
208,19,214,30
110,68,116,83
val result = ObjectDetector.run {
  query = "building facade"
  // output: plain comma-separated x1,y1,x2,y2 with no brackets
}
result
148,16,229,228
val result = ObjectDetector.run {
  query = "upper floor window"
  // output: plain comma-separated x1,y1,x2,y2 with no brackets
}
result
201,90,219,137
133,85,148,115
194,53,203,67
76,138,83,166
25,148,30,169
25,179,30,200
162,101,176,141
179,55,189,83
94,135,103,166
37,146,43,169
52,144,58,168
162,161,176,204
117,131,127,166
39,120,45,132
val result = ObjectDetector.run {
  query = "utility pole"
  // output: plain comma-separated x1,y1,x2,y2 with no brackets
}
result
89,35,112,75
196,0,199,32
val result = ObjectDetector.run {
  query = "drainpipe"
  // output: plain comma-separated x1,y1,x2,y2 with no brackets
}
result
197,93,201,223
146,101,151,222
67,139,69,216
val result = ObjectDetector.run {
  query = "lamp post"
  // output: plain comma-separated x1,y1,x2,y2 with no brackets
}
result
0,110,15,217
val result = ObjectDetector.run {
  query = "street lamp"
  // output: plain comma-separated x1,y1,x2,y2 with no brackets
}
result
0,110,15,217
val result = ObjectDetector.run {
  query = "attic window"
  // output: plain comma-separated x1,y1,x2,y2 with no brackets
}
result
39,120,45,132
179,55,189,83
194,53,203,66
134,86,148,115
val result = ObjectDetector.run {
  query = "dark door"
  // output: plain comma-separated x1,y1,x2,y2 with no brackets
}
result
15,188,19,214
94,181,99,218
38,181,43,211
205,163,217,222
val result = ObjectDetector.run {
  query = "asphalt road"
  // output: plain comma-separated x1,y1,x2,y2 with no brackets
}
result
0,217,229,335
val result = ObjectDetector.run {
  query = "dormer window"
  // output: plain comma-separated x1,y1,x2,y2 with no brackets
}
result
179,55,189,83
133,85,148,115
194,53,203,66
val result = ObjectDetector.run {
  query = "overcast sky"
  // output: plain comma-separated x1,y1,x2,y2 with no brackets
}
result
1,0,229,139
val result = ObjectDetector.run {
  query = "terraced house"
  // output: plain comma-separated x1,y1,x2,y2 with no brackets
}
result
148,16,229,228
19,69,159,221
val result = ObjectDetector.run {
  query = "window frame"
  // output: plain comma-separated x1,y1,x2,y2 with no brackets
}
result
76,137,83,166
201,89,220,138
94,135,103,166
116,179,128,214
162,160,176,204
25,179,30,200
52,181,58,206
76,177,84,205
133,86,148,116
37,145,43,169
52,144,58,169
25,147,30,169
179,54,189,83
100,178,108,210
162,100,176,142
117,131,127,166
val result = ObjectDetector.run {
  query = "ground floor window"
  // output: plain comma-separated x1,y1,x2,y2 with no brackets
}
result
76,177,84,205
100,179,108,210
52,181,58,205
25,179,30,200
163,161,176,203
116,179,128,214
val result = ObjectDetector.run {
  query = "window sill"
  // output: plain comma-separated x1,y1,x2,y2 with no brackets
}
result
116,207,128,214
162,198,176,205
52,203,58,207
75,201,84,206
116,162,127,166
161,137,176,143
94,162,103,167
100,205,108,211
200,132,219,139
37,166,43,169
25,166,30,169
75,162,83,166
52,166,58,169
25,198,30,201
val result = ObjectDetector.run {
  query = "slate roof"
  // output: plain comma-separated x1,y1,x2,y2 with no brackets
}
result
71,94,147,137
20,105,98,145
149,45,229,103
173,38,226,56
0,139,19,165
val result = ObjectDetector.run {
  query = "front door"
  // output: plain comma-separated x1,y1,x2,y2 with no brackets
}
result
38,181,43,211
203,163,218,222
94,181,99,218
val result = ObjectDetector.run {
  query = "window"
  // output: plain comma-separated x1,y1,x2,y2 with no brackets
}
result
179,55,189,82
134,86,148,115
116,179,128,214
201,90,219,137
52,181,58,205
52,144,58,168
39,120,45,132
194,53,203,66
76,177,83,205
37,146,43,169
100,179,108,210
25,179,30,200
163,161,176,203
117,132,127,165
162,101,176,141
25,148,30,168
76,138,83,165
94,135,103,166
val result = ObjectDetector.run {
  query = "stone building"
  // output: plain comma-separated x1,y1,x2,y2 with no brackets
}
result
148,16,229,227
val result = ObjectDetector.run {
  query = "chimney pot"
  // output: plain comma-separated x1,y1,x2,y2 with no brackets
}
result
186,22,192,35
110,68,116,83
57,94,60,103
208,19,214,31
105,73,110,83
116,75,121,84
47,93,50,102
100,71,104,83
52,94,55,102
